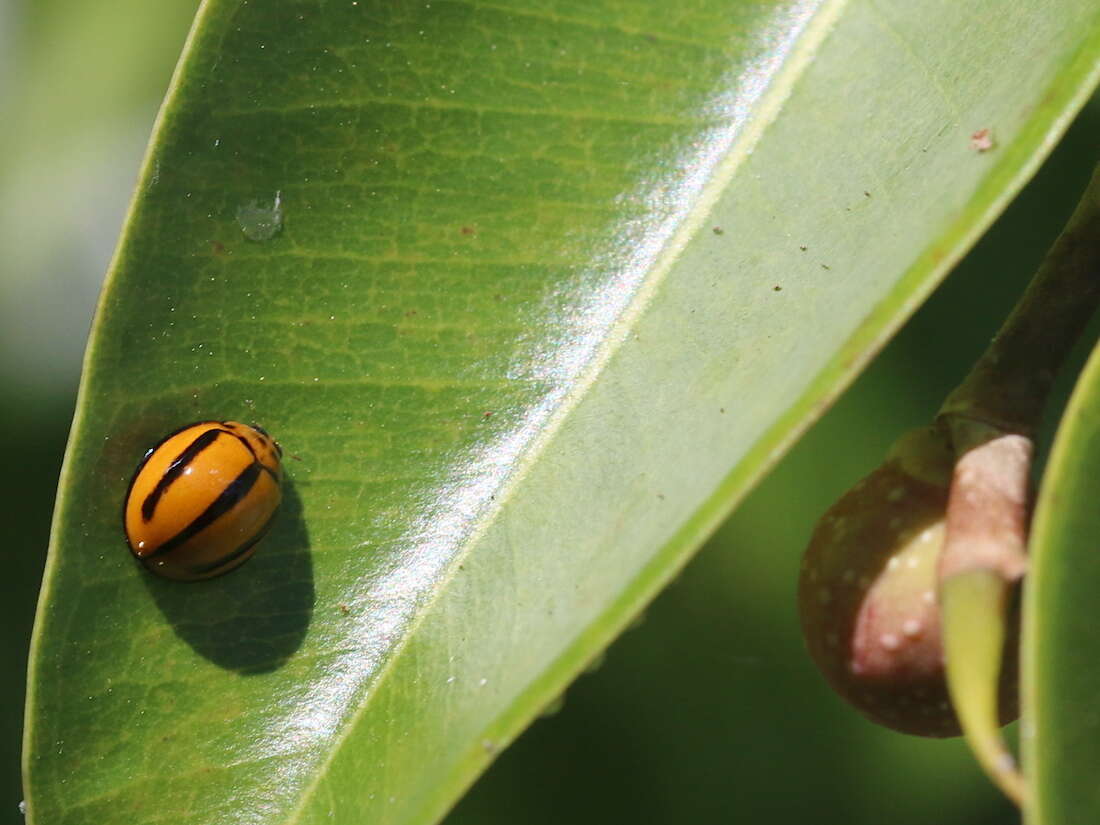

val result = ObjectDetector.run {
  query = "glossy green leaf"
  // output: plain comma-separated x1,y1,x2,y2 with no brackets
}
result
24,1,1100,824
1024,336,1100,824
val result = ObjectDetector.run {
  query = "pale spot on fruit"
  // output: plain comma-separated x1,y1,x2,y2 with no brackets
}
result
880,633,901,651
888,516,903,531
887,486,906,502
902,619,922,637
850,661,865,675
906,556,920,569
922,589,935,605
887,557,901,571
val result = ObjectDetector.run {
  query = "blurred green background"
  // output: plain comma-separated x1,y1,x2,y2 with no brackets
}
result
3,2,1096,823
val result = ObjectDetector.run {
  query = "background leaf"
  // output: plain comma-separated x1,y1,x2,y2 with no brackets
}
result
20,2,1100,825
1024,337,1100,823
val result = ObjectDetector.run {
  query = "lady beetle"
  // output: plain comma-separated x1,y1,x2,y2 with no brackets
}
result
123,421,283,581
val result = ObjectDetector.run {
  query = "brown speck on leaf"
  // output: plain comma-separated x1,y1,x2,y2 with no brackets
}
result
799,245,807,252
404,309,418,317
712,226,724,235
970,128,995,152
211,241,226,255
338,604,350,615
864,191,871,198
821,263,831,270
460,226,476,236
657,493,665,500
482,411,494,419
773,285,782,292
719,408,726,414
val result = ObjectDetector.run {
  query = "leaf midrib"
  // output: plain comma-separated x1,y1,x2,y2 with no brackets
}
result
275,1,851,821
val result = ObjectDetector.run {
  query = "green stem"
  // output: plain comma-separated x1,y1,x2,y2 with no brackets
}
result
940,161,1100,434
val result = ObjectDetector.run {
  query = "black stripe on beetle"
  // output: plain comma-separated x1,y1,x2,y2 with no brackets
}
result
186,512,278,577
141,427,224,522
225,430,280,482
146,462,263,558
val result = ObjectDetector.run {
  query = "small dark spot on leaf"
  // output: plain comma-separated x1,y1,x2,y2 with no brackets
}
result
773,285,782,291
864,191,871,197
821,263,831,270
211,241,226,255
460,226,476,236
712,226,724,235
799,245,807,252
482,411,493,419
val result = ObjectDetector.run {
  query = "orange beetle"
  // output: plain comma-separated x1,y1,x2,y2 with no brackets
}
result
123,421,282,581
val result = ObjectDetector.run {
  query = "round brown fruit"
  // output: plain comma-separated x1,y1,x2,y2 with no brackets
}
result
797,425,1018,737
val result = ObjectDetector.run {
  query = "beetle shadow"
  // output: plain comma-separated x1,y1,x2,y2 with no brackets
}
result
141,479,314,674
